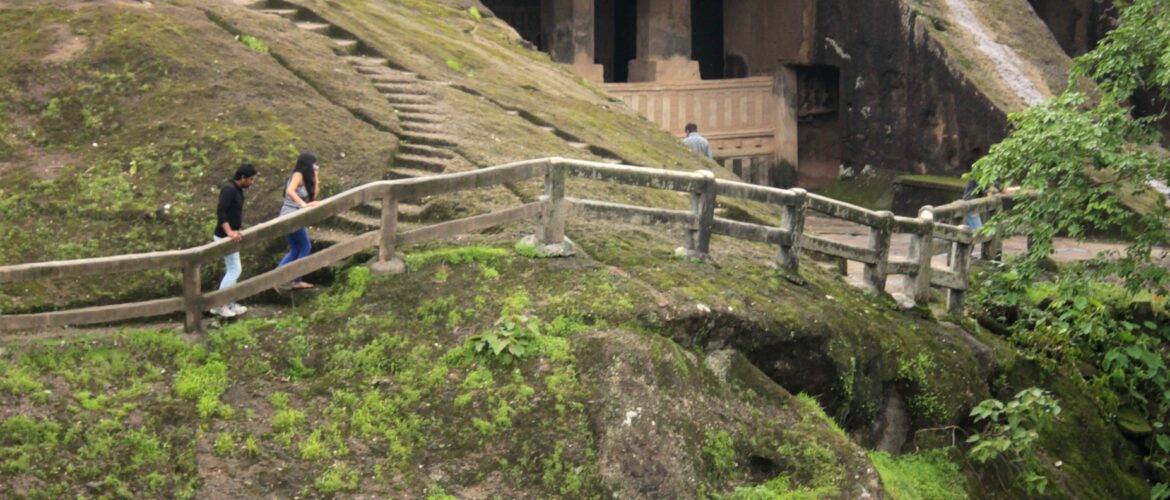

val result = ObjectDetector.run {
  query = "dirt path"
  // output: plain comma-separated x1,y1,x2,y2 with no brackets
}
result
802,214,1133,295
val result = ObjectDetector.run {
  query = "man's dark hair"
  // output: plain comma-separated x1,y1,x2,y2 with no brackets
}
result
234,163,258,180
685,123,698,134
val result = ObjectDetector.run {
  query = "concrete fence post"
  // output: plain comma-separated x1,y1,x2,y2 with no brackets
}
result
371,188,405,274
183,259,202,334
683,170,717,259
948,226,974,316
980,197,1004,260
864,211,894,292
526,159,574,257
537,160,566,246
777,188,807,273
906,209,934,303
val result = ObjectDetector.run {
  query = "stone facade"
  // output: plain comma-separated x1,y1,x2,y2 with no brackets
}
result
480,0,1074,187
601,76,798,185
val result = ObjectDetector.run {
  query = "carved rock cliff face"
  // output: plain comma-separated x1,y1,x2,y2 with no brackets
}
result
814,0,1068,176
827,0,1005,175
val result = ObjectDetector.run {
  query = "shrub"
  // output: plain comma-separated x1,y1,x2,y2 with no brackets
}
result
967,388,1061,494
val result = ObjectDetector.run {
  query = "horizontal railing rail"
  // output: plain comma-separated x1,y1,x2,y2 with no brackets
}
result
0,157,1030,333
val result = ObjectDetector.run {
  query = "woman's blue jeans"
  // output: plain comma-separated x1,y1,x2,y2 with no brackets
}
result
277,228,311,283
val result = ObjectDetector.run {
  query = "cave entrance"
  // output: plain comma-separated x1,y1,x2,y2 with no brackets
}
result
794,65,841,189
481,0,545,51
690,0,725,80
594,0,637,83
1026,0,1112,57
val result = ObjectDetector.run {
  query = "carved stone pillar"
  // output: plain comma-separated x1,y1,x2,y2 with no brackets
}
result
627,0,700,82
542,0,604,82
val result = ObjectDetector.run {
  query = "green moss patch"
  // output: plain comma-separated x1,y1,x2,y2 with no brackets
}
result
870,449,969,499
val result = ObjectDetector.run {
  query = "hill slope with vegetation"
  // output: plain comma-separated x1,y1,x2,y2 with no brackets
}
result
0,0,1160,498
0,225,1150,498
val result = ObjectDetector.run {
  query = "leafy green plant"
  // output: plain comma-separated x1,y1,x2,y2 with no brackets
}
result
514,241,544,258
405,246,509,271
173,358,231,419
869,449,968,500
703,430,736,482
235,35,268,53
467,7,483,22
967,388,1061,494
286,335,315,379
213,432,235,457
427,484,458,500
468,314,541,365
314,462,358,493
970,3,1170,485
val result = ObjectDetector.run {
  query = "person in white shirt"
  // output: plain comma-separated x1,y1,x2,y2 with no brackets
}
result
683,123,712,159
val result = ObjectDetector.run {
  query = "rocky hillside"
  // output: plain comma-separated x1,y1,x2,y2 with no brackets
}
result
813,0,1072,175
0,0,1157,498
0,0,720,312
0,224,1150,498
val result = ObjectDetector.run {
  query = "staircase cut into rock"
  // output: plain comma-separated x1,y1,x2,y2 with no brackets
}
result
246,0,470,248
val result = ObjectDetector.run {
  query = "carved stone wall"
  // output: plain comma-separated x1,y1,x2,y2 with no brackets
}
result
813,0,1010,176
602,76,798,184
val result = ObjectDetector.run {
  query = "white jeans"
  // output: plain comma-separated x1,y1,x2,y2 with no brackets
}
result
213,235,241,292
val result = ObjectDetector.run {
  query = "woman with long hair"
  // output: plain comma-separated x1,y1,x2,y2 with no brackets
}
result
275,151,319,289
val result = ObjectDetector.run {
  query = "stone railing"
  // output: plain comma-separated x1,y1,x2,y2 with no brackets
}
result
923,193,1021,260
0,158,1023,334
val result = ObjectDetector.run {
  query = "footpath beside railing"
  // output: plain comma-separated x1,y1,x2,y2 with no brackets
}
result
0,158,1028,334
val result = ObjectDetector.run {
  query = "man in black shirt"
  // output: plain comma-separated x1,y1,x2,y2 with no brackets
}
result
211,163,258,318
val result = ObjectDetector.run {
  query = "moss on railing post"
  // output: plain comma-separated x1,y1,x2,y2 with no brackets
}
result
183,258,202,334
906,209,935,303
371,187,405,274
864,211,894,292
948,226,974,316
777,188,807,273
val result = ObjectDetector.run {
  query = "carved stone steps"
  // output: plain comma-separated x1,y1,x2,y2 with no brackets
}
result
334,211,381,231
396,112,445,124
390,103,443,114
259,8,298,20
295,21,331,35
400,142,454,158
371,81,428,94
400,122,447,135
308,227,360,246
343,55,389,68
355,201,428,222
401,132,457,147
369,73,422,85
395,154,450,173
380,92,435,105
387,167,443,180
332,38,359,54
